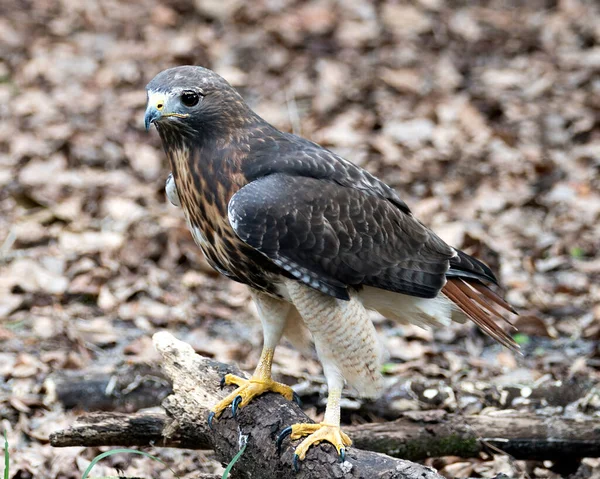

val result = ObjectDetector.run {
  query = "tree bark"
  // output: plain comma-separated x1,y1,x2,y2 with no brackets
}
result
347,409,600,460
52,332,444,479
51,407,600,461
49,411,208,449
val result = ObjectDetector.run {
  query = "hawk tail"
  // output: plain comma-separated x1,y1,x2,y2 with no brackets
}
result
443,278,520,353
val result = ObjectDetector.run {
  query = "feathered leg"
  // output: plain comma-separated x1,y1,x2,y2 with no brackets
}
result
277,280,382,468
209,290,298,425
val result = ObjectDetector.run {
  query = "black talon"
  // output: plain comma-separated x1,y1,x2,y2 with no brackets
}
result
220,376,227,390
276,426,293,455
339,447,346,463
293,454,300,472
231,395,242,417
292,392,302,407
208,411,215,430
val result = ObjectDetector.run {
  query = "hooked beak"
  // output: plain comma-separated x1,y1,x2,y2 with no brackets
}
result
144,91,166,131
144,91,190,131
144,106,161,131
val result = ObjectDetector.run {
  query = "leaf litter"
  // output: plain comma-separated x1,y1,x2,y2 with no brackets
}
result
1,0,599,478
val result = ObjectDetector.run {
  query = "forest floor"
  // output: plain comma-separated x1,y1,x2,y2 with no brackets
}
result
1,0,599,477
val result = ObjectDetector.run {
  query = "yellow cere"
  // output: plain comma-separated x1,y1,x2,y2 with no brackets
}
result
147,91,166,111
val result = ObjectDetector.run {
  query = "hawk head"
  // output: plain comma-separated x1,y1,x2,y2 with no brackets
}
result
144,65,254,137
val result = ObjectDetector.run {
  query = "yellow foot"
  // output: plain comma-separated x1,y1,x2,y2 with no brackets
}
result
208,373,297,427
276,422,352,470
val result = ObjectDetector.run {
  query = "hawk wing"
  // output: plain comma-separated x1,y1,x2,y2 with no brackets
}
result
228,173,456,300
242,134,412,214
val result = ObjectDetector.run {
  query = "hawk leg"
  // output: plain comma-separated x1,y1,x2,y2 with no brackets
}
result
277,387,350,471
209,292,299,427
276,281,384,469
208,347,297,426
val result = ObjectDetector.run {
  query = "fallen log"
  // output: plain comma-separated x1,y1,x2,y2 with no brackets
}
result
52,332,443,479
44,363,171,412
44,354,596,430
49,411,205,449
51,406,600,461
347,409,600,460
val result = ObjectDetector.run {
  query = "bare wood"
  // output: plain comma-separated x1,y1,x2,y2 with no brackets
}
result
45,360,593,427
49,332,600,474
49,332,600,475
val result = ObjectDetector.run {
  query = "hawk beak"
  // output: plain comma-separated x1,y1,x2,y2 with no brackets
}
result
144,106,161,131
144,92,166,130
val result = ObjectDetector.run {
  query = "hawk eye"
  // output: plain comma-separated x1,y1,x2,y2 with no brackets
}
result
181,90,200,107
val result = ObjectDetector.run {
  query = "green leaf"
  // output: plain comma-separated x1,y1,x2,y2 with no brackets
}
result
3,320,25,331
569,247,585,259
221,436,248,479
81,449,179,479
513,333,530,346
3,430,8,479
380,363,396,374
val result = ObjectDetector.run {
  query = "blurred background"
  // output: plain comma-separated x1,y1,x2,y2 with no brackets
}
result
1,0,599,477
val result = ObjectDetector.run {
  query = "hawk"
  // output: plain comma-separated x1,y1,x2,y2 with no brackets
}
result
144,66,517,469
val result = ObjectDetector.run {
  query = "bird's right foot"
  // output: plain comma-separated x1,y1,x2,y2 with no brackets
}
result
276,422,351,471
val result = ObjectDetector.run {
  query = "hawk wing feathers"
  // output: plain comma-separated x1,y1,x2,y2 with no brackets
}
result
230,144,518,351
242,134,412,214
228,173,455,301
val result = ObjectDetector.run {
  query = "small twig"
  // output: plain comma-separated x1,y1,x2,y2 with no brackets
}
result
0,228,16,263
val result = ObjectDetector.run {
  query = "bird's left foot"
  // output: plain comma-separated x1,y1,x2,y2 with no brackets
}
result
208,373,297,427
276,422,351,470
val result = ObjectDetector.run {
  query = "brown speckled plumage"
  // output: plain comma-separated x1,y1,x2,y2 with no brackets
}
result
159,125,286,295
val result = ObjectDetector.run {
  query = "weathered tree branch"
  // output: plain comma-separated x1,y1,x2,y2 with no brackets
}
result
348,410,600,460
51,407,600,461
52,332,443,479
49,411,207,449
